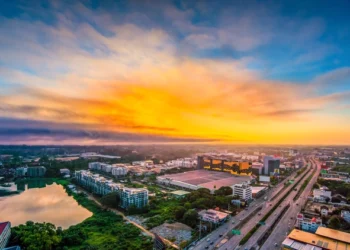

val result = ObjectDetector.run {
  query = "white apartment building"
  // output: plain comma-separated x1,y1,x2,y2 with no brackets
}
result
120,187,148,209
111,165,128,177
341,210,350,223
0,221,11,249
75,170,123,195
313,187,332,202
232,183,252,200
132,160,153,166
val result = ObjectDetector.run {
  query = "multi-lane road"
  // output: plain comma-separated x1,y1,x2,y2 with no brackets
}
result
192,158,310,250
260,158,320,250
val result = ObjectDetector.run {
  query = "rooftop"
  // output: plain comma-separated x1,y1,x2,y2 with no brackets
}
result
170,190,191,196
315,227,350,244
287,229,350,250
0,221,10,235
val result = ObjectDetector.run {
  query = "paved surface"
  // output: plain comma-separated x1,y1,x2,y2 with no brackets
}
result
260,158,320,250
191,161,305,250
239,158,316,250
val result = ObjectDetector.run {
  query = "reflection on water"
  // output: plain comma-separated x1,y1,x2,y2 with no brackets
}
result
0,182,92,229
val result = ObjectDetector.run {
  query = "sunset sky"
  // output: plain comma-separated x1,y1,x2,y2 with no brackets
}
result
0,0,350,145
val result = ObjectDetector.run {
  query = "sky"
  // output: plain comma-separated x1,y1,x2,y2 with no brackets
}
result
0,0,350,145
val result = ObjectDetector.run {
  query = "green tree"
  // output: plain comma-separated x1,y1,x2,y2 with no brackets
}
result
174,206,186,220
100,192,120,208
214,186,233,196
328,215,341,229
182,209,199,228
10,221,61,250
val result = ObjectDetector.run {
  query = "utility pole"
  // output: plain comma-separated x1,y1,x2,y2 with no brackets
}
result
199,219,202,240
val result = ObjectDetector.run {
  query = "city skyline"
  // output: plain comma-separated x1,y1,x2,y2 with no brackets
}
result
1,0,350,145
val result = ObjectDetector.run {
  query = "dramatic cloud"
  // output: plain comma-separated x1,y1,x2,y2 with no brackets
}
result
0,0,350,145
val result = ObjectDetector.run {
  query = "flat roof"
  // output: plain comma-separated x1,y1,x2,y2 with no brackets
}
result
170,190,190,196
287,229,350,250
159,170,251,190
316,227,350,244
251,186,267,193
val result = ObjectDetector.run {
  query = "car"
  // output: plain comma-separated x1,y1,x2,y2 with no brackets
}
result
210,242,214,245
205,246,209,249
219,234,223,237
232,221,235,224
274,243,278,247
258,213,261,215
206,238,210,242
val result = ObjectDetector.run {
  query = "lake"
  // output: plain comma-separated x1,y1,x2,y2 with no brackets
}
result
0,181,92,229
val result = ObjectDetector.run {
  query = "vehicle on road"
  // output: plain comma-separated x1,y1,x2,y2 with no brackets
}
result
206,238,210,242
258,213,261,215
219,234,223,237
205,246,209,249
232,221,235,224
275,243,278,247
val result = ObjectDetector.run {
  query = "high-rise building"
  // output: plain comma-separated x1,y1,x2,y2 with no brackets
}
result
263,156,280,175
0,221,11,249
27,166,46,177
120,187,148,209
232,183,252,200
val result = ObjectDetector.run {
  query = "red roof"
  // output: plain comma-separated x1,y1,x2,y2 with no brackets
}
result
0,222,10,235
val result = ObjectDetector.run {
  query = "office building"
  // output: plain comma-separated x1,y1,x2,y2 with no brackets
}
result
282,228,350,250
27,166,46,177
197,155,251,175
120,187,148,209
232,183,252,200
251,162,264,176
296,213,323,233
263,156,280,176
199,209,230,224
0,221,11,249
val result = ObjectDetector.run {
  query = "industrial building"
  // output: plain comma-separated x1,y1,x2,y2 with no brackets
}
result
157,169,252,193
282,228,350,250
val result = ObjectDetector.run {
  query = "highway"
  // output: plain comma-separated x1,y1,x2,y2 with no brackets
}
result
260,158,320,250
192,158,308,250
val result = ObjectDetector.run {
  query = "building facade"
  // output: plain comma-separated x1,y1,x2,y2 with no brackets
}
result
0,221,11,249
75,170,123,195
27,166,46,177
296,213,323,233
197,156,251,175
232,183,252,200
120,188,148,209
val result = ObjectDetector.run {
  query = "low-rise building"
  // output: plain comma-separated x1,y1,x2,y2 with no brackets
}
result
199,209,230,224
170,190,190,199
232,183,252,200
120,187,148,209
60,168,70,175
0,221,11,249
313,187,331,202
341,210,350,223
296,213,323,233
320,206,329,216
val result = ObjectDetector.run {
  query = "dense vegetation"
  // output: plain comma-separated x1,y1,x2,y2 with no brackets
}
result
8,183,153,250
142,187,236,229
318,179,350,200
332,165,350,174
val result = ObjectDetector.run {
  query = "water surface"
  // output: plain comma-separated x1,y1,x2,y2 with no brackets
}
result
0,182,92,229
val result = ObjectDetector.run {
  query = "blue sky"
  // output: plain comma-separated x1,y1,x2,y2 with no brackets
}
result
0,0,349,145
